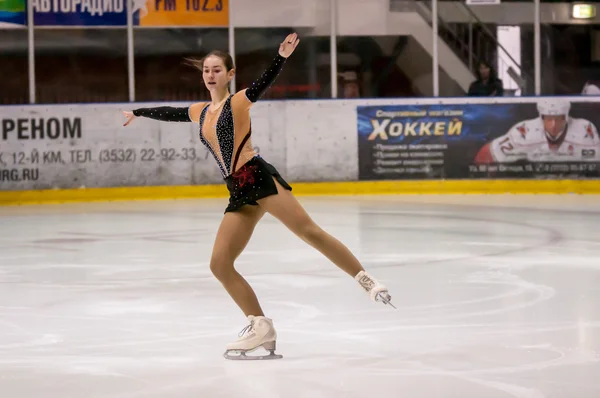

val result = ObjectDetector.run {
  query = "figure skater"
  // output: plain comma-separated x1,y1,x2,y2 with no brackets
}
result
122,33,394,360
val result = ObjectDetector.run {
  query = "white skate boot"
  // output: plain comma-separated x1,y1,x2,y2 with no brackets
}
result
223,315,283,360
355,270,396,309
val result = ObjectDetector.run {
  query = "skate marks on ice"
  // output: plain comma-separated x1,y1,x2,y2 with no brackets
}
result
267,269,600,398
256,220,599,398
1,197,600,397
351,209,564,273
235,257,595,397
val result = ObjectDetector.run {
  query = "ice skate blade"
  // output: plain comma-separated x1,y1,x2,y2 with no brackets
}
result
223,341,282,360
223,350,283,361
377,293,397,309
384,300,397,309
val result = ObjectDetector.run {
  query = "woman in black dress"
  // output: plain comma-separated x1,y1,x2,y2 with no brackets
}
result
123,33,394,360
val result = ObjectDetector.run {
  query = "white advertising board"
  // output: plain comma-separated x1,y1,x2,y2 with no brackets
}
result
0,102,287,191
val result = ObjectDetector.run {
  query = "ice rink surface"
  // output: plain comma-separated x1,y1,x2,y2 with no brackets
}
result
0,194,599,398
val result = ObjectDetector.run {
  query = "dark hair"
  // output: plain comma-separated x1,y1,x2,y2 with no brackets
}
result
477,60,492,70
185,50,234,71
476,60,497,80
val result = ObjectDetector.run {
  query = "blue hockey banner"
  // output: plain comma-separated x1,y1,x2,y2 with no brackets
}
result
357,101,600,180
34,0,126,26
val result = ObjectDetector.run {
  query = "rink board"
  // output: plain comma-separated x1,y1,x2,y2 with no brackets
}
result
1,96,600,204
2,179,600,206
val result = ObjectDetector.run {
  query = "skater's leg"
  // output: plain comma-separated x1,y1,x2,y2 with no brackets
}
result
210,205,266,317
257,179,364,277
257,177,394,307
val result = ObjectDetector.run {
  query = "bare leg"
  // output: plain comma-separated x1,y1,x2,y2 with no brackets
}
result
210,205,266,317
257,178,364,277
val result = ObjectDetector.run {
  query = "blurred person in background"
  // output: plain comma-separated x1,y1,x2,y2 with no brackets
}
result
467,60,504,97
339,71,361,98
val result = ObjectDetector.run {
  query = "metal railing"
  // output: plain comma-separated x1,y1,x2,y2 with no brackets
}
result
391,0,533,94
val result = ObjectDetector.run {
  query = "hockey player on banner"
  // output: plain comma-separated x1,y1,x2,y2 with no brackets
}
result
475,99,600,164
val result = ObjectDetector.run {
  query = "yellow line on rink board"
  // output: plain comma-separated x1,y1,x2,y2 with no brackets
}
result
1,180,600,206
292,179,600,195
0,184,229,206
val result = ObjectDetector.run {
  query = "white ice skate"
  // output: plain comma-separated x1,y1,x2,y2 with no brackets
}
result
355,270,396,309
223,315,283,360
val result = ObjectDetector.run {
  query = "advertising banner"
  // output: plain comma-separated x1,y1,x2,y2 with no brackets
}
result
0,0,26,27
0,102,284,191
134,0,227,27
357,100,600,180
0,0,227,26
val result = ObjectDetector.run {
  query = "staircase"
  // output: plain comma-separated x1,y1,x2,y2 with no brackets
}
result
390,0,531,95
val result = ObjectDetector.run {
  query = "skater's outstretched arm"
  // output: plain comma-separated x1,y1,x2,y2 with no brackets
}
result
123,102,207,126
241,54,286,103
238,33,300,104
132,106,191,122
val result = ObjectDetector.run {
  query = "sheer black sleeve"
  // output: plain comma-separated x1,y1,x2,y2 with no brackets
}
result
245,54,287,103
132,106,191,122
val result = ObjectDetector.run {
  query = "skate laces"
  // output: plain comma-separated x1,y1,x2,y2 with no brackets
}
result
238,321,255,337
358,273,375,291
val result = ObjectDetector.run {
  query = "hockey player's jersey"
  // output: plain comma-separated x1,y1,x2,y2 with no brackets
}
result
475,117,600,163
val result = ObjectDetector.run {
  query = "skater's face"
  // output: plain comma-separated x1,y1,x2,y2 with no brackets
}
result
542,115,567,138
203,55,234,91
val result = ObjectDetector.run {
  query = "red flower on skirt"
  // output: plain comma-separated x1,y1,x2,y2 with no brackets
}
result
232,165,258,187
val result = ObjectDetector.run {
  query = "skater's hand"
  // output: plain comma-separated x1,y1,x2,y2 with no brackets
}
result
279,33,300,58
122,111,136,126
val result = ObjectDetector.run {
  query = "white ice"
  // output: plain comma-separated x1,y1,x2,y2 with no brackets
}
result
0,194,599,398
